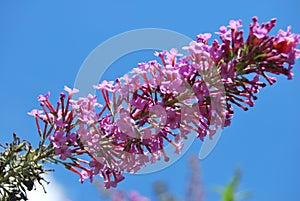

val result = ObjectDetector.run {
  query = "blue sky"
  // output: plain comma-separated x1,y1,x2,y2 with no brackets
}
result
0,1,299,201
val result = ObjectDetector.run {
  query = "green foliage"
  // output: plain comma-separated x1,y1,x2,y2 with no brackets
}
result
220,169,251,201
0,133,53,201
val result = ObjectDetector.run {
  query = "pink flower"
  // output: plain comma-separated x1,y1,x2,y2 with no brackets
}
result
137,62,150,71
64,85,79,95
192,81,209,105
181,105,196,123
229,19,242,30
220,62,237,80
71,94,102,124
38,91,50,102
55,145,72,160
54,118,67,127
49,130,67,148
196,33,212,44
27,109,43,117
103,170,125,189
165,48,182,66
154,50,167,58
130,96,148,110
215,26,231,41
89,159,103,175
67,132,77,145
253,26,268,39
174,141,184,154
93,80,115,92
116,120,137,138
148,104,167,127
166,110,181,129
79,170,91,183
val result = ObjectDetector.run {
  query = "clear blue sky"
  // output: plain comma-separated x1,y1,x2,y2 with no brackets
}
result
0,1,299,201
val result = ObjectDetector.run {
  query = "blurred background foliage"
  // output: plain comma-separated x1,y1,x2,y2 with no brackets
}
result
96,155,251,201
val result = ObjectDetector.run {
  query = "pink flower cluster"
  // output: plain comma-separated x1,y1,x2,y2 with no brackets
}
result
29,17,299,188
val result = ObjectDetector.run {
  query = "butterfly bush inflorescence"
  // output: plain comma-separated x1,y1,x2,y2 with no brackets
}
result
28,16,300,189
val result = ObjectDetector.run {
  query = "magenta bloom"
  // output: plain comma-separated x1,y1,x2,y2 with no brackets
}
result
49,130,67,148
27,109,43,117
130,96,148,110
93,80,115,92
166,110,181,129
196,33,212,44
229,19,242,30
64,85,79,95
37,91,50,101
55,145,72,160
29,16,300,189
